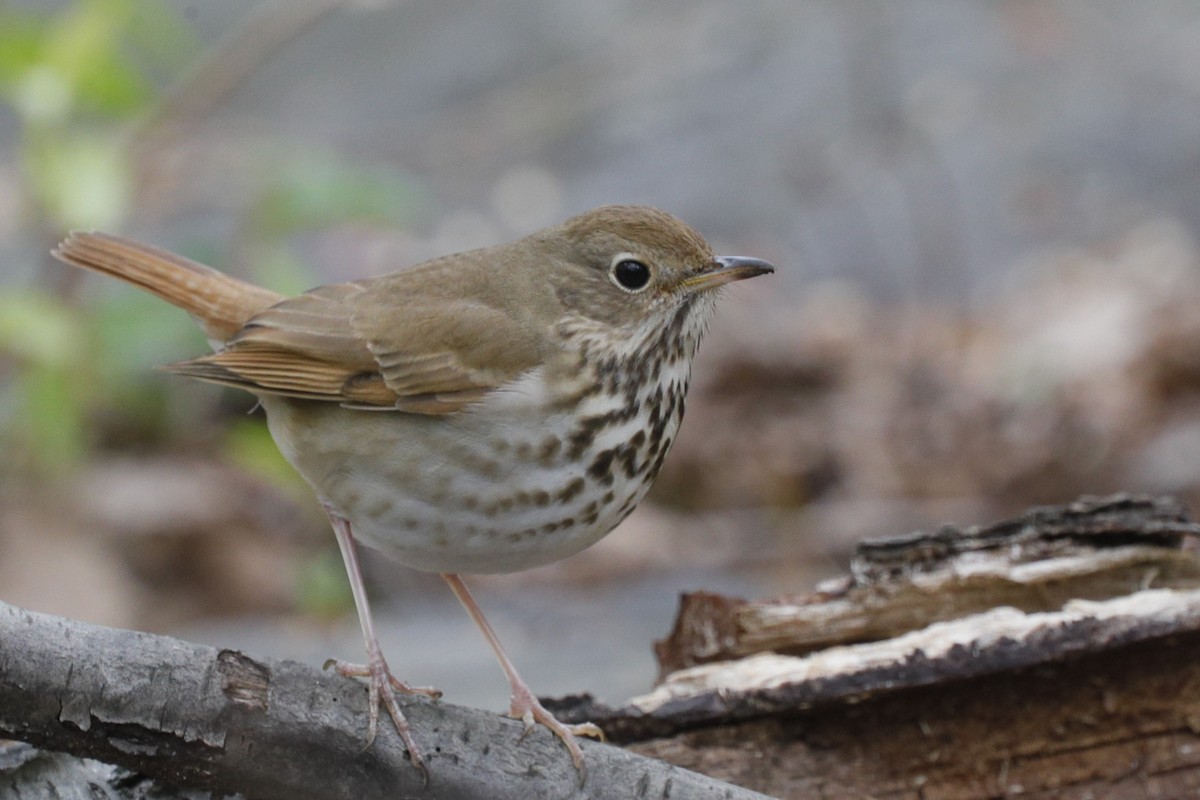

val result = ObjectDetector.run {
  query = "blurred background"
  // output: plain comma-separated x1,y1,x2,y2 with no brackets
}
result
4,0,1200,708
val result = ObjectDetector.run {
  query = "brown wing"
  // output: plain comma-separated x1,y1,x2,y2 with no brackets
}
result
347,248,558,410
167,252,556,415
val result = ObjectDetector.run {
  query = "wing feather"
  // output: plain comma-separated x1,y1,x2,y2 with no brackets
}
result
170,248,561,415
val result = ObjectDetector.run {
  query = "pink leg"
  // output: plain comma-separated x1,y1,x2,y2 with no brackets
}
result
322,502,440,778
440,573,603,780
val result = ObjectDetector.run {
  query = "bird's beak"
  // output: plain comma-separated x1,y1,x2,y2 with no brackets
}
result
681,256,775,292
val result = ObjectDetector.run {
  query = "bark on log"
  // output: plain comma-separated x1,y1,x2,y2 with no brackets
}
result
549,495,1200,799
0,602,771,800
655,494,1200,676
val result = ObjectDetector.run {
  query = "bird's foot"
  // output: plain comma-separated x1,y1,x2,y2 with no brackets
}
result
508,680,604,784
325,647,442,780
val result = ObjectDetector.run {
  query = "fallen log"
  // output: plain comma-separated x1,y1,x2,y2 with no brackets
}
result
552,495,1200,799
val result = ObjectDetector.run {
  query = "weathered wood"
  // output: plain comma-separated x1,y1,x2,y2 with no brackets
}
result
0,602,772,800
563,587,1200,738
548,495,1200,798
630,630,1200,799
655,495,1200,675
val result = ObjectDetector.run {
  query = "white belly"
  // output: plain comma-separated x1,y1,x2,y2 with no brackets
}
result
261,364,688,574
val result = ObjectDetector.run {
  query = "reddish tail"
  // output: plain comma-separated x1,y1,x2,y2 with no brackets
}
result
53,232,284,342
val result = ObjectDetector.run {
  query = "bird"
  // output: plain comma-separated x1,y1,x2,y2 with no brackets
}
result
53,204,774,781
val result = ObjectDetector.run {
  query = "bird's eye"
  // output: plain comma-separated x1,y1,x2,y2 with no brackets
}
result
610,258,652,292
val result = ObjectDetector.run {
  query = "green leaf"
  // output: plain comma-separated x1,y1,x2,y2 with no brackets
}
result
0,12,47,88
0,290,91,473
26,131,131,229
22,362,89,471
42,0,143,114
0,290,84,367
73,50,153,115
3,0,169,120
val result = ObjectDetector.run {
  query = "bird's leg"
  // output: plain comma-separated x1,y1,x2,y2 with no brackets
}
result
440,573,603,781
321,502,441,778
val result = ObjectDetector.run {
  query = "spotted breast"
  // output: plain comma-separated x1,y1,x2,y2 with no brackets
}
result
261,298,701,575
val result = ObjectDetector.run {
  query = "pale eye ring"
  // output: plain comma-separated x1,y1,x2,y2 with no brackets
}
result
610,257,652,292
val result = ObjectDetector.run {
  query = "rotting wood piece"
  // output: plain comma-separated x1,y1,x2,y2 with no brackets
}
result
628,630,1200,799
655,494,1200,676
542,495,1200,798
557,586,1200,742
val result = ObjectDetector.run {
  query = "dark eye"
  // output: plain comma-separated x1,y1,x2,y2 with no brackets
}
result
611,259,651,292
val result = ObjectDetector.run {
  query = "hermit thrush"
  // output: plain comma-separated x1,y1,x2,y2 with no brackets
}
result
54,205,773,781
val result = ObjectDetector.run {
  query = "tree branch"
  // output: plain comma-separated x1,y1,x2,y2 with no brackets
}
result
0,601,771,800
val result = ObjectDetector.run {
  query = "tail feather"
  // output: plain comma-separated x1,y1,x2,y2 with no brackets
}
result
53,231,284,342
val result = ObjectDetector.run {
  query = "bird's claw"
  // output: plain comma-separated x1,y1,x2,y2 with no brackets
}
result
508,684,603,784
325,655,439,782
